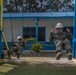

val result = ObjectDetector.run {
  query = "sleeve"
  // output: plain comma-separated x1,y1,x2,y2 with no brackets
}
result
49,32,54,42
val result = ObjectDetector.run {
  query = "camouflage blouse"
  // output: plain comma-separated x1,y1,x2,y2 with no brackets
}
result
49,32,72,42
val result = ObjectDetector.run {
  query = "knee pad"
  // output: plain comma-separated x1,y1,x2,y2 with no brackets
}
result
67,49,72,54
56,49,62,54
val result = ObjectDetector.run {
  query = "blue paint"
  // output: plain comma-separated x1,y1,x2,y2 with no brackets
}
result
44,27,46,42
72,0,76,58
3,12,74,20
36,19,38,42
23,41,56,50
1,41,72,51
3,16,74,20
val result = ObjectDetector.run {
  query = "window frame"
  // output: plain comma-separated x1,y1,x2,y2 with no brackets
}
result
23,26,46,42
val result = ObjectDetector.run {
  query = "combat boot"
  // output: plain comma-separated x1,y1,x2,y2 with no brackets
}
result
16,51,21,59
56,52,63,60
7,50,12,59
16,53,20,59
1,50,5,59
67,51,72,60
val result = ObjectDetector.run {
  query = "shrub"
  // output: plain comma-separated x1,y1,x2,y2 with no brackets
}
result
24,37,36,43
32,43,42,53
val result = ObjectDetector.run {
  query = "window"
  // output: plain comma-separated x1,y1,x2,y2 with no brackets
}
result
63,26,73,34
38,27,45,41
23,27,45,41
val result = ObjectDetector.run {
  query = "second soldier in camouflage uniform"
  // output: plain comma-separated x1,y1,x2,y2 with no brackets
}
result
8,36,25,59
49,23,72,60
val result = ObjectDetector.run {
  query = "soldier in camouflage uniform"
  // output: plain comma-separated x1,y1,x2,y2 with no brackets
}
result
49,23,72,60
7,36,25,59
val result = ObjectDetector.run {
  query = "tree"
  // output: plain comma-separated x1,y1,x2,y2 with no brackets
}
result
51,0,74,12
3,0,74,13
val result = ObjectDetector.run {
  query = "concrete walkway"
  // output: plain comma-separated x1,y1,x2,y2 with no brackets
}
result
2,57,76,66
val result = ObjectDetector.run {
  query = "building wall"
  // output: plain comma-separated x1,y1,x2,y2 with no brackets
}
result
38,18,74,42
3,20,22,42
3,18,74,42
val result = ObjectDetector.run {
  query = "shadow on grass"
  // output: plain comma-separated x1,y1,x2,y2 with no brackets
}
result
0,62,76,75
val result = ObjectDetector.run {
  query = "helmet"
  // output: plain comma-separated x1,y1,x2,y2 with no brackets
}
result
17,36,22,40
55,23,63,29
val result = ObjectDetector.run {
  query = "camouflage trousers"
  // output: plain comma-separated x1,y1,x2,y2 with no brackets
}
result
10,46,23,53
7,46,23,59
55,39,72,54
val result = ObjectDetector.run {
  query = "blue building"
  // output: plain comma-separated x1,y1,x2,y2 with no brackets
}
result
3,12,74,50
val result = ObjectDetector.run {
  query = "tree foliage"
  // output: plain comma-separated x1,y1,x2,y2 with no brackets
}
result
3,0,74,13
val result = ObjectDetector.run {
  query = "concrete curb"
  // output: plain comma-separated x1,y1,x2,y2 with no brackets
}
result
72,58,76,63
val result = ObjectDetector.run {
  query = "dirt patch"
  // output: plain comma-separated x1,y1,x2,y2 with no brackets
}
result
2,57,76,66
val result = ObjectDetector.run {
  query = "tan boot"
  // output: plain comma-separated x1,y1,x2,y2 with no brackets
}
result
56,52,63,60
67,50,72,60
7,50,12,59
68,53,72,60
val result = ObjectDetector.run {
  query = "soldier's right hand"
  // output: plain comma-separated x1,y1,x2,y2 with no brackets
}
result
51,29,54,33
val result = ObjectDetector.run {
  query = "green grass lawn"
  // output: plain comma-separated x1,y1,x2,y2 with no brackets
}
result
0,52,76,75
0,62,76,75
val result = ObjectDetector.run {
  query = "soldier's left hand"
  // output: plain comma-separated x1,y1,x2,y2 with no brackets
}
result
66,28,71,33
